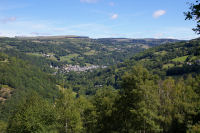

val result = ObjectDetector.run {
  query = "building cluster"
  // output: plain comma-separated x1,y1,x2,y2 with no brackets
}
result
63,65,106,72
50,64,107,73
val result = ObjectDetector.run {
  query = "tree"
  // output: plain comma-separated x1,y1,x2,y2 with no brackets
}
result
158,77,199,132
113,66,161,133
76,95,97,133
185,0,200,34
92,86,118,133
55,89,83,133
0,120,7,133
173,78,198,132
7,92,59,133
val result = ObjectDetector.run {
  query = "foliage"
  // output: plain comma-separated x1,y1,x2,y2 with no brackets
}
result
112,66,161,132
60,39,200,96
0,37,180,67
185,0,200,34
55,89,83,133
0,52,59,121
0,33,199,133
0,120,7,133
92,86,118,132
7,93,59,133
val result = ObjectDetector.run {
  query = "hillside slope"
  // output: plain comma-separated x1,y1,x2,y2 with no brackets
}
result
0,37,181,67
61,38,200,94
0,53,59,120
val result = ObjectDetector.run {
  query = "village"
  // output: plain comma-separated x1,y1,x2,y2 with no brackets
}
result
50,64,107,73
63,64,103,72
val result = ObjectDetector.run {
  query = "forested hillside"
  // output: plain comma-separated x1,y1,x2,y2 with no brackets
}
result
0,37,199,133
56,38,200,133
61,38,200,94
0,53,59,123
0,37,180,67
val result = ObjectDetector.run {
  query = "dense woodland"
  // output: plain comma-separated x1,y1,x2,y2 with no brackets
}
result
0,37,180,67
0,35,199,133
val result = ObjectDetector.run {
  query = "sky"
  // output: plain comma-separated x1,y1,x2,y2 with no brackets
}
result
0,0,199,40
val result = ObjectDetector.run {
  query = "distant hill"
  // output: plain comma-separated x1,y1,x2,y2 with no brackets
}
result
62,38,200,94
95,38,182,46
15,35,89,39
0,37,183,68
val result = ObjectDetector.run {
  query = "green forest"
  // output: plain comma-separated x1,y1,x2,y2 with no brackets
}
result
0,0,200,133
0,36,199,133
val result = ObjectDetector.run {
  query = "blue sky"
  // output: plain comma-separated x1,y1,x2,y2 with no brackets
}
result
0,0,199,39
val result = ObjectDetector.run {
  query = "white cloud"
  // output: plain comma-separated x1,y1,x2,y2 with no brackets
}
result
153,10,166,18
111,14,118,20
0,17,16,24
80,0,98,3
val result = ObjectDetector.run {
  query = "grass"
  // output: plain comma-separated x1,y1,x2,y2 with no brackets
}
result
163,64,175,69
154,51,167,55
60,54,79,62
84,50,96,55
172,56,188,63
189,56,199,61
27,53,43,57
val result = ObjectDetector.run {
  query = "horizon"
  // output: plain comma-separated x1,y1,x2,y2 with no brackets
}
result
0,0,199,40
0,35,188,40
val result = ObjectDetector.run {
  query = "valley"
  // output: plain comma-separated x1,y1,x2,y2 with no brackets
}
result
0,36,181,71
0,36,199,133
0,0,200,132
